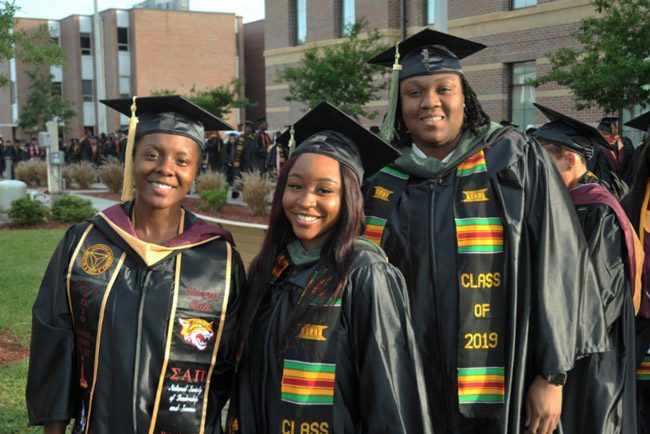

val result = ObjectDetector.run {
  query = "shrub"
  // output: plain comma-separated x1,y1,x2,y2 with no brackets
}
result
8,196,48,225
200,188,228,213
98,157,123,194
196,170,227,194
51,195,96,223
239,171,274,216
15,160,47,186
62,164,75,188
71,161,97,189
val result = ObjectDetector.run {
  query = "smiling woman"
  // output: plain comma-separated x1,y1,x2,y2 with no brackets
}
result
26,96,248,434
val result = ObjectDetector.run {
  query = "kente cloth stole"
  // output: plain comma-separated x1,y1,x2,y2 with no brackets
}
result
272,253,342,433
234,140,244,168
454,150,506,418
363,166,409,246
67,225,232,434
639,350,650,381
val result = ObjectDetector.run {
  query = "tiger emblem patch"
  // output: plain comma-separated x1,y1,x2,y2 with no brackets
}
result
178,318,214,351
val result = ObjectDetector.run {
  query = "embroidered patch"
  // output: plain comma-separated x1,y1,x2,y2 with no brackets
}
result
455,217,504,254
281,360,336,405
372,186,393,201
297,324,328,341
81,243,114,275
462,188,489,203
638,355,650,381
178,318,214,351
458,366,505,404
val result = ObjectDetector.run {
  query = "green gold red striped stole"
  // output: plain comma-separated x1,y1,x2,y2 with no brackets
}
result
281,360,336,405
271,253,290,283
639,354,650,381
454,149,507,418
363,166,409,246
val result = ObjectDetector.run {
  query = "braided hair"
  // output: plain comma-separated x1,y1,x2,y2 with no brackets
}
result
394,74,491,148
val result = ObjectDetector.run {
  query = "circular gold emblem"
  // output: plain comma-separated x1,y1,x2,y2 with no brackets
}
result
81,244,114,275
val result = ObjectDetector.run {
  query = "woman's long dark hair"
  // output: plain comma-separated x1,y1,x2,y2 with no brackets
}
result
623,140,650,231
236,154,364,352
395,74,491,148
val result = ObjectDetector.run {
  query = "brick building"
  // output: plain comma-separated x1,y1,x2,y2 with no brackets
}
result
2,8,244,140
262,0,632,137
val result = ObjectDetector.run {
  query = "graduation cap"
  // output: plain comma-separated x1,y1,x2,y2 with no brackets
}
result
625,111,650,135
367,28,486,142
532,103,607,160
276,102,400,181
101,95,233,201
597,116,619,134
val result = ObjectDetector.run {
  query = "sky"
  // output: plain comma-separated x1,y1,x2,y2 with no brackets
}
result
14,0,265,23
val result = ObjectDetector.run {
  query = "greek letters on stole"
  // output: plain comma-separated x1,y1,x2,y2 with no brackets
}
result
276,254,341,434
455,150,506,418
66,224,231,434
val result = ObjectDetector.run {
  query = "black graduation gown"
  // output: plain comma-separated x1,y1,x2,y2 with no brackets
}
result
560,174,637,434
363,127,608,434
588,144,630,201
252,131,270,173
228,243,432,434
26,202,246,434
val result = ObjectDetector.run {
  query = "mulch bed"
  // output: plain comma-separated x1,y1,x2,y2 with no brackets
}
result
0,220,69,230
0,330,28,367
83,192,270,225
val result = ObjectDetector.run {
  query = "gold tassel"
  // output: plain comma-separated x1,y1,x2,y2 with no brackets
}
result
121,96,139,201
287,125,296,156
379,42,402,143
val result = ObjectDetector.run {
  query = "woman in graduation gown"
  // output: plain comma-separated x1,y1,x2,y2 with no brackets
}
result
26,96,246,434
362,29,608,434
622,111,650,434
227,102,432,434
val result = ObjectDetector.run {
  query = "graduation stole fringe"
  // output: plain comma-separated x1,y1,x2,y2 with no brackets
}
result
121,96,139,202
270,252,342,431
454,149,506,418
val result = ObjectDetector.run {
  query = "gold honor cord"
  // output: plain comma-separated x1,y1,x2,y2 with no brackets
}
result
65,224,95,329
148,253,182,434
84,252,127,434
199,241,233,434
121,96,140,201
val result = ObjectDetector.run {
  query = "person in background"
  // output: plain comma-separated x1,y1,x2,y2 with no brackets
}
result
363,28,608,434
534,103,641,434
253,116,270,173
26,95,245,434
228,102,431,434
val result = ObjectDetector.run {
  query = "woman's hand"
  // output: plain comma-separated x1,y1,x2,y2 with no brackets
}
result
525,376,563,434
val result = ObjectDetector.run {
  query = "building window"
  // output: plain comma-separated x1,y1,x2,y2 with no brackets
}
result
509,61,536,131
119,77,131,98
51,82,62,98
512,0,537,9
426,0,435,25
342,0,355,35
80,32,91,55
296,0,307,45
82,79,94,102
117,27,128,51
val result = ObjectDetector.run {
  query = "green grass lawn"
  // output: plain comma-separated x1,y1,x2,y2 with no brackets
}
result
0,228,66,434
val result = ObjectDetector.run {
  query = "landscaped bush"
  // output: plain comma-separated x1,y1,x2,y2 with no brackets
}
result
98,157,123,194
239,171,273,216
71,161,97,189
14,160,47,186
62,164,75,188
196,170,227,194
8,196,48,225
51,195,96,223
200,188,228,213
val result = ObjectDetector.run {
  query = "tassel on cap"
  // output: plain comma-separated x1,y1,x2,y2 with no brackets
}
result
379,42,402,143
287,124,296,156
121,96,139,201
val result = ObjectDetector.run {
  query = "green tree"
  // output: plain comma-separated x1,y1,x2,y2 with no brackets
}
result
533,0,650,113
0,1,67,87
277,19,389,120
150,80,254,119
17,69,75,135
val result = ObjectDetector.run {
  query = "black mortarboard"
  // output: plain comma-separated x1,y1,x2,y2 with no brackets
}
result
101,95,232,152
625,111,650,135
597,116,619,134
532,103,606,159
368,28,486,81
276,102,400,181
